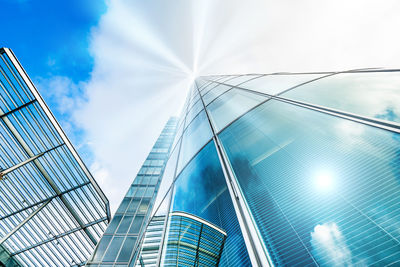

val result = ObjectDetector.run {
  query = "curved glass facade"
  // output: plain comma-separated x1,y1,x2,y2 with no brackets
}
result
90,69,400,267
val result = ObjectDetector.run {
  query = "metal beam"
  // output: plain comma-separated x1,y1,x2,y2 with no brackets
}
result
0,199,51,245
0,143,64,181
10,217,108,256
0,100,36,120
0,181,91,221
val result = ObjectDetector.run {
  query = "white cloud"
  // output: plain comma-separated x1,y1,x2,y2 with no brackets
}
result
310,222,358,266
72,0,400,213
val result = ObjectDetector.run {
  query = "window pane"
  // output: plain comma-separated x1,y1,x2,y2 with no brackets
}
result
219,99,400,266
240,73,325,95
129,215,144,234
116,237,137,262
177,110,212,174
126,199,140,214
91,236,112,261
223,74,262,86
185,99,204,129
207,88,267,132
116,215,133,234
116,198,131,214
203,84,232,105
283,71,400,123
104,215,122,234
102,237,124,262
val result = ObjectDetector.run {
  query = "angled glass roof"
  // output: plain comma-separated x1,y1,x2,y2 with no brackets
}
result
0,48,110,266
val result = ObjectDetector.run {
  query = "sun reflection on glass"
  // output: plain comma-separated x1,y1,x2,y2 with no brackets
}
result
314,171,334,192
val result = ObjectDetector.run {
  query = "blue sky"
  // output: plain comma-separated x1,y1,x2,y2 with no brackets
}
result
1,0,105,81
2,0,400,214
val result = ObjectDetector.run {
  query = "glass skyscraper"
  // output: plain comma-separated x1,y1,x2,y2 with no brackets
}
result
0,48,110,266
87,118,178,266
101,69,400,267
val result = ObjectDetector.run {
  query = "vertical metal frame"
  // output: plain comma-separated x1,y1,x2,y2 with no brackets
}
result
194,80,272,267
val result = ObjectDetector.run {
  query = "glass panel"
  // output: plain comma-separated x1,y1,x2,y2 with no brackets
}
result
177,110,212,174
129,215,145,234
116,198,131,214
152,140,179,217
134,187,146,198
219,99,400,266
126,199,140,214
172,141,251,266
241,73,324,95
138,199,150,213
116,215,133,234
144,186,155,198
223,74,262,86
104,215,123,234
116,236,137,262
203,84,233,105
102,237,124,262
91,236,112,262
207,88,267,132
185,99,204,129
283,71,400,123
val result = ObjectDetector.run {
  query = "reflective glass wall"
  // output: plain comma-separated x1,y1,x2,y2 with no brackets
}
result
87,118,178,266
200,70,400,266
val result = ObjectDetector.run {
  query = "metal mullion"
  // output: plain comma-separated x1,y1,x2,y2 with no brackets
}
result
31,103,64,147
0,126,26,164
0,199,51,245
38,151,73,193
62,234,89,265
0,181,90,220
50,147,104,219
213,79,400,134
41,201,89,263
0,170,40,219
0,143,64,179
25,245,53,267
11,217,107,257
0,54,33,102
4,111,44,154
0,63,26,106
0,143,63,205
15,161,55,202
194,79,272,267
22,103,61,149
0,74,19,109
23,211,72,266
0,60,105,245
67,229,92,257
0,177,32,226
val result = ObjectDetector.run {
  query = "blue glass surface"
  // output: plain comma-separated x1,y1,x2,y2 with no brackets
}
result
219,99,400,266
207,88,267,132
177,110,212,174
283,71,400,123
172,141,251,266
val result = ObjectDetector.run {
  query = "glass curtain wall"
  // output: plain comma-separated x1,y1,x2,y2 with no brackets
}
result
199,70,400,266
87,118,178,266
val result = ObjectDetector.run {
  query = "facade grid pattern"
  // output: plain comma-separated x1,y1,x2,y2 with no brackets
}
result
87,118,178,266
